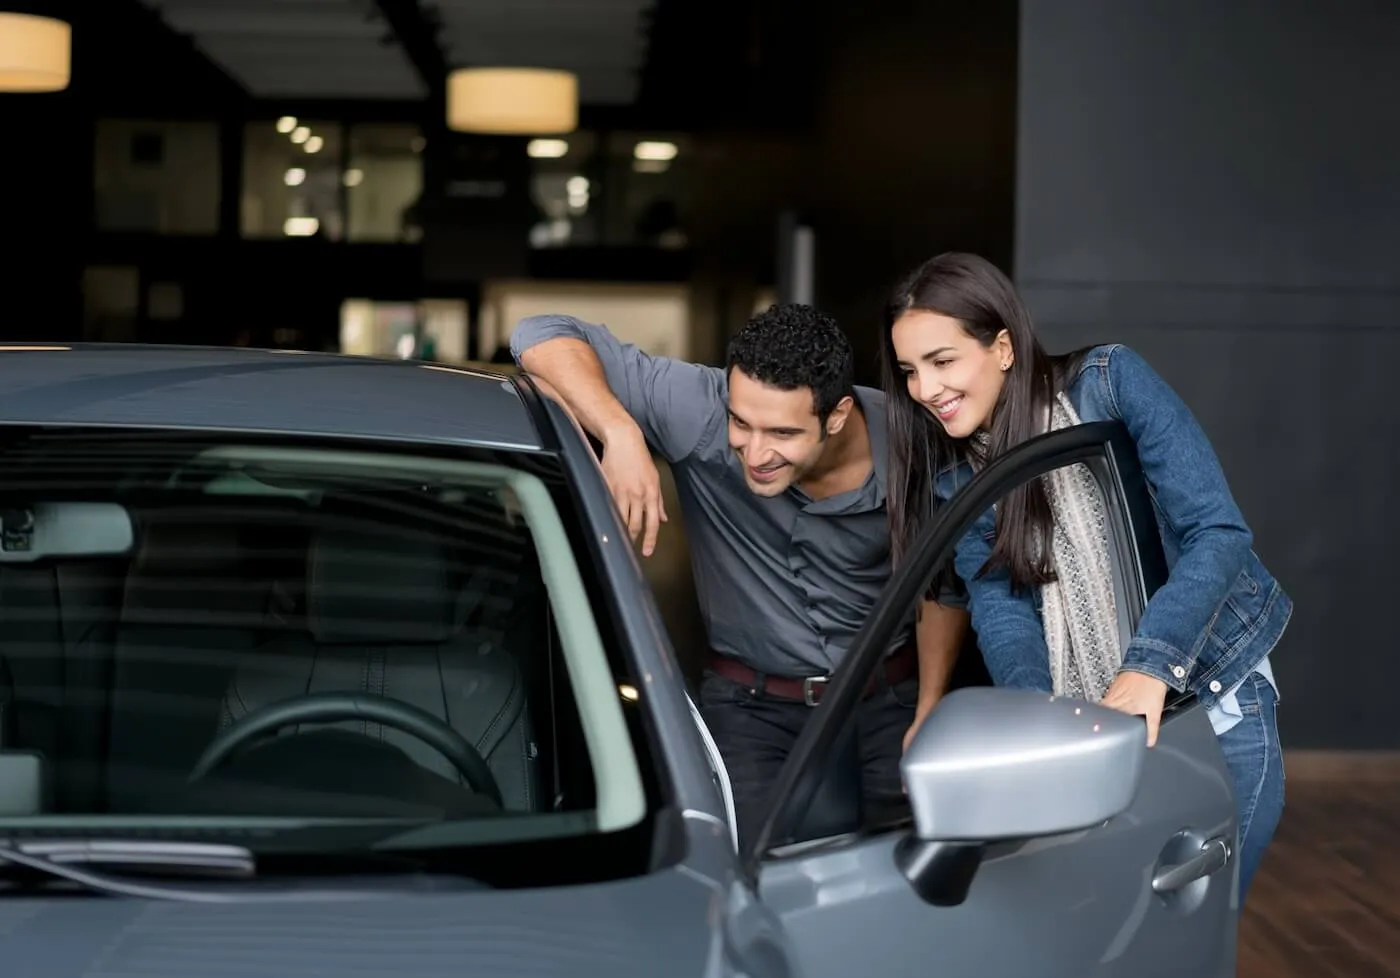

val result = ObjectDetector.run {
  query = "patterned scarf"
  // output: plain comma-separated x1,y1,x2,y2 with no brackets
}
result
973,393,1123,701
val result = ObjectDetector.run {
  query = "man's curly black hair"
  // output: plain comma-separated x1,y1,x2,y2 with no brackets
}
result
726,303,856,424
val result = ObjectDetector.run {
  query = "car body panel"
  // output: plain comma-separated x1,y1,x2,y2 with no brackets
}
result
757,702,1236,978
0,345,540,451
0,862,732,978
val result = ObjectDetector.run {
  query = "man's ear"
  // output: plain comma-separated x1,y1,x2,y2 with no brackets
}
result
824,394,856,437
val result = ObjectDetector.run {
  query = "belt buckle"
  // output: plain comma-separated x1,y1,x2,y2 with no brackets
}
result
802,675,829,707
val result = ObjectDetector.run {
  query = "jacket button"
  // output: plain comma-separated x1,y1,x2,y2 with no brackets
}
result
1208,680,1223,693
1171,665,1186,679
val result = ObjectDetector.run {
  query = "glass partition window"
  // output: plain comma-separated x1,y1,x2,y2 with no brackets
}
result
241,119,345,239
526,131,691,249
339,299,469,361
93,120,220,235
527,131,601,248
81,265,140,342
346,124,424,243
609,132,691,250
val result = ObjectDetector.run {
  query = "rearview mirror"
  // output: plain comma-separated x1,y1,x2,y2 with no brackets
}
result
0,502,134,562
895,687,1146,906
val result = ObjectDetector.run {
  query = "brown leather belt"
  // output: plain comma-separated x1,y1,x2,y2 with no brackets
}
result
707,643,917,706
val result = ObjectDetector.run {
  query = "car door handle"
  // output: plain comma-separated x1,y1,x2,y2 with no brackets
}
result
1152,837,1231,893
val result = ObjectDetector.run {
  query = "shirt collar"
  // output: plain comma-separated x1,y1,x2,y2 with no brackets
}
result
854,386,889,507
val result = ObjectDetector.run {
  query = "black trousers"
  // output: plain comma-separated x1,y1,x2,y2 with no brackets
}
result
696,669,918,851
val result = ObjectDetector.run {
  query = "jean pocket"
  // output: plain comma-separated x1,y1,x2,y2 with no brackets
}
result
1233,670,1272,716
887,677,922,710
699,671,754,707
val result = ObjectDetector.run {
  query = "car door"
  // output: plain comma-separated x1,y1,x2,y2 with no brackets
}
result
686,690,741,852
738,421,1238,978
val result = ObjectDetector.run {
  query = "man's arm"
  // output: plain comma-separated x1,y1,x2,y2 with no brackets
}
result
510,314,723,461
516,334,640,451
510,315,723,555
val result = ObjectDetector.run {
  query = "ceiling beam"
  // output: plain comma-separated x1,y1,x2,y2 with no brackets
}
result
636,0,821,131
372,0,448,102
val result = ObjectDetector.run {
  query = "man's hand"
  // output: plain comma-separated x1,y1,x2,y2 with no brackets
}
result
600,424,668,557
1099,670,1170,747
526,370,669,558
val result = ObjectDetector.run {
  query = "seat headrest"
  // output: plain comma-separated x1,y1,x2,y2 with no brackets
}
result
307,526,457,645
123,522,253,619
131,522,245,575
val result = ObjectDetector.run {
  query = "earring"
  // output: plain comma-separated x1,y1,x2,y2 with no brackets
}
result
1001,361,1012,371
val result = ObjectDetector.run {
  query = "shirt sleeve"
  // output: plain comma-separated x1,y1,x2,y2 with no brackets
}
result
510,314,726,464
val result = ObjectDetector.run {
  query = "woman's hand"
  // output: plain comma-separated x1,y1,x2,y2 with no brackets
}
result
903,710,928,756
899,698,943,798
1099,671,1170,747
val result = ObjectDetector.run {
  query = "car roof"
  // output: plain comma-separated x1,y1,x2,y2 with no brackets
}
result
0,344,544,451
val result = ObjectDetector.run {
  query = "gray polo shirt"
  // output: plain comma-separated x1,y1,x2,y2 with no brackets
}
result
511,314,963,678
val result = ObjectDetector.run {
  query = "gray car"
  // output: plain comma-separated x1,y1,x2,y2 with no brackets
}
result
0,345,1237,978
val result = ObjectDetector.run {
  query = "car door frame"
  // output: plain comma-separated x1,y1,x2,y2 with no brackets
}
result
686,689,740,851
739,419,1191,865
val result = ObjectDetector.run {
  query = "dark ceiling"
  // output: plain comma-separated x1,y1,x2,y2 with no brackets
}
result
129,0,651,105
30,0,826,132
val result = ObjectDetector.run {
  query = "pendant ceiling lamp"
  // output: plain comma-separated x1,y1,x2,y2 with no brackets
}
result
447,68,577,135
0,12,71,93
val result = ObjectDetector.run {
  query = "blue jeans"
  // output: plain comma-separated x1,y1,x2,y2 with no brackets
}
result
1215,670,1284,904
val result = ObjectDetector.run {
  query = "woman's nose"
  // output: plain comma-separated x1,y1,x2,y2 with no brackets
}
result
916,367,942,401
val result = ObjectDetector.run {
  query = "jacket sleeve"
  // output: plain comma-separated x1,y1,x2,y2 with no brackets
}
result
1104,346,1253,692
951,506,1054,691
510,314,726,464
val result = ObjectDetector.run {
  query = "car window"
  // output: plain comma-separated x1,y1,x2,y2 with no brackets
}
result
0,426,649,874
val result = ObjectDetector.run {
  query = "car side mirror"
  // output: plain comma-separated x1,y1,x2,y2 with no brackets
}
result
895,687,1147,906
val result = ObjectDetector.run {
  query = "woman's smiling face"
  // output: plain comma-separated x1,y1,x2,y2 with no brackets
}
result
890,309,1013,437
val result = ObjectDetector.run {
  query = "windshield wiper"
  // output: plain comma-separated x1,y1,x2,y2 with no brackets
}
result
0,840,260,902
7,840,256,878
0,840,421,903
0,839,489,903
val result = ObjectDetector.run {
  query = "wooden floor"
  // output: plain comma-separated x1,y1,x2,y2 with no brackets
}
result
1239,760,1400,977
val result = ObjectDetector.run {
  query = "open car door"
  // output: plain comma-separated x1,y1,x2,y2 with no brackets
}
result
739,422,1239,978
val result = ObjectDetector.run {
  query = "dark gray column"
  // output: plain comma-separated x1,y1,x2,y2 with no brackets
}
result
1015,0,1400,747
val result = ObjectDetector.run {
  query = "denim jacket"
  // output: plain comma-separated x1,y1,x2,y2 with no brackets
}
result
935,344,1292,712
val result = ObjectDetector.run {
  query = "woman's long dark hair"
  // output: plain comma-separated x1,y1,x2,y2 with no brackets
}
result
881,252,1082,592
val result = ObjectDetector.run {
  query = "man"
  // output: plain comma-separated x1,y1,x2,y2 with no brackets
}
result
511,303,970,847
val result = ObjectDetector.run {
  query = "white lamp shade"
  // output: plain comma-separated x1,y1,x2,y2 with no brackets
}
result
0,13,71,93
447,68,578,135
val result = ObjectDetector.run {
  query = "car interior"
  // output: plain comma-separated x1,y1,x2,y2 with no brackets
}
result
0,427,609,826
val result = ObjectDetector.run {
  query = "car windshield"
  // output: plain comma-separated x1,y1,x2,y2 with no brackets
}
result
0,425,655,884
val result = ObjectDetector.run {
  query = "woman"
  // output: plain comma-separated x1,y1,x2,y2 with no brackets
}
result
882,252,1289,902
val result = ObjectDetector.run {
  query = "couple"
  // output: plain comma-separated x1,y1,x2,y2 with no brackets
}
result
510,251,1288,904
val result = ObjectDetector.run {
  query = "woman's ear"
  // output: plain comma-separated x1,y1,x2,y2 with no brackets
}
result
993,328,1014,369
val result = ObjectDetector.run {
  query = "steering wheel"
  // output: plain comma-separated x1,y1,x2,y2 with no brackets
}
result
187,692,504,809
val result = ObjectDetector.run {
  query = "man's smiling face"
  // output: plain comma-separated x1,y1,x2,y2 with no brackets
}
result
727,367,842,496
